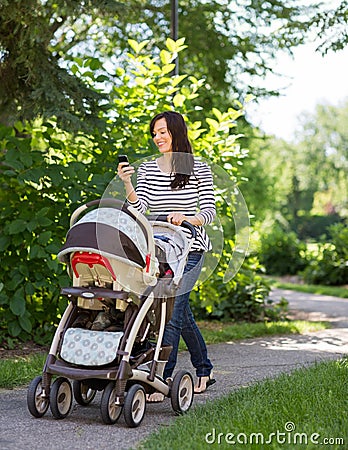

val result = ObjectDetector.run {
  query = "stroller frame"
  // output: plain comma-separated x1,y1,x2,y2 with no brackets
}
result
27,199,196,427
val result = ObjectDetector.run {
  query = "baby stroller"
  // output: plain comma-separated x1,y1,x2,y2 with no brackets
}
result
27,198,196,427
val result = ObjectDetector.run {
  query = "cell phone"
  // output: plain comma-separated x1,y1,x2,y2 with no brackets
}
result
118,154,129,165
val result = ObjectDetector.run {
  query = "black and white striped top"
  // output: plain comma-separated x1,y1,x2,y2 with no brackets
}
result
128,159,216,251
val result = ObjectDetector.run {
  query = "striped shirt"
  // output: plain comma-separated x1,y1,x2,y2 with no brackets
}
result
128,158,216,251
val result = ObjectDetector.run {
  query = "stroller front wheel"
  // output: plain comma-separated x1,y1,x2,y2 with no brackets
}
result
123,384,146,428
50,377,73,419
170,370,194,415
27,376,50,418
100,382,123,424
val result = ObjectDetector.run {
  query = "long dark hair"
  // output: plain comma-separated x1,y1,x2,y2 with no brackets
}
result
150,111,194,189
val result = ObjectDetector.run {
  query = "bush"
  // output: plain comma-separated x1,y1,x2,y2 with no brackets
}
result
290,214,343,240
259,224,306,275
302,223,348,285
191,255,280,322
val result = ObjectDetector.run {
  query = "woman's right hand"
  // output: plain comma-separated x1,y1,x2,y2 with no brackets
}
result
117,163,135,184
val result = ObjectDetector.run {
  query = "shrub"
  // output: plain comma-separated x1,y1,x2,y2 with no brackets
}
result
258,224,306,275
302,223,348,285
191,256,280,322
290,214,343,240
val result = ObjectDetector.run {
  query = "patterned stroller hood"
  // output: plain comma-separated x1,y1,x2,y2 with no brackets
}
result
58,207,149,269
57,207,191,286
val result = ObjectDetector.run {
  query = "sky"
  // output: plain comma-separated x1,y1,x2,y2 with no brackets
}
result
246,25,348,142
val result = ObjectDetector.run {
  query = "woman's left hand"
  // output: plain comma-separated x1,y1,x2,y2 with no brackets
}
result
167,213,187,226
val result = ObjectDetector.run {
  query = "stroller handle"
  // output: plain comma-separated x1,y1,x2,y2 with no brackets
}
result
147,214,197,240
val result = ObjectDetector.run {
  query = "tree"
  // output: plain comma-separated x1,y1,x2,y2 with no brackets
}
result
295,100,348,217
0,0,317,129
309,0,348,54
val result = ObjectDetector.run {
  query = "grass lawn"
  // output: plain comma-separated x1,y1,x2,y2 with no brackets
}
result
266,276,348,299
0,320,328,389
139,358,348,450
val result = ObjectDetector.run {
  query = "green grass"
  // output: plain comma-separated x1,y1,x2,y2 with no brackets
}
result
0,321,329,389
139,358,348,450
0,352,47,389
266,276,348,298
196,320,328,346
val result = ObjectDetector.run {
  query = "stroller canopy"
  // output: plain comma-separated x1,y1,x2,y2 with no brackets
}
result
58,207,149,268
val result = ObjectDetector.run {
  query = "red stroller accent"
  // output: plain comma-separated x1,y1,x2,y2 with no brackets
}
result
27,199,196,427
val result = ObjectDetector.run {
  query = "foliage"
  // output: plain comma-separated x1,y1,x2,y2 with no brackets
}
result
0,0,318,129
302,223,348,286
0,39,272,345
0,0,117,129
0,120,96,343
294,100,348,218
290,213,344,240
192,256,274,322
241,99,348,249
309,0,348,54
258,223,306,276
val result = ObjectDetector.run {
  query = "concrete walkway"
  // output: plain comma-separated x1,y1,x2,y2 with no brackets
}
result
0,288,347,450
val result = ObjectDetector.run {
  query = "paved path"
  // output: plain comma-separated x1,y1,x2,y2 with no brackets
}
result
1,288,347,450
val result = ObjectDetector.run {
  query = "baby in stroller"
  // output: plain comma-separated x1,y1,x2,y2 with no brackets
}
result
27,198,196,427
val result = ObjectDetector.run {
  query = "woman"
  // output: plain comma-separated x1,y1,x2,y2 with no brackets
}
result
118,111,216,398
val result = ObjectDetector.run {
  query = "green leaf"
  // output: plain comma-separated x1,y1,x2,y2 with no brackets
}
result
89,58,102,70
173,93,186,108
37,231,52,245
160,49,173,65
0,236,9,251
19,315,32,333
171,74,187,87
128,39,149,54
19,151,33,167
206,118,220,131
10,294,26,316
29,244,47,259
8,219,27,234
25,282,35,296
37,216,53,227
165,38,176,52
162,64,176,75
8,320,22,337
4,148,23,170
96,75,109,83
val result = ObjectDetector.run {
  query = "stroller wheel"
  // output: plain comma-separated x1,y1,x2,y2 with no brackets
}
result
123,384,146,428
50,377,73,419
73,380,97,406
27,376,49,418
170,370,194,415
100,382,123,424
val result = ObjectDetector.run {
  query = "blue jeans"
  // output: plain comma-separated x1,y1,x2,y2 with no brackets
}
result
162,251,213,379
